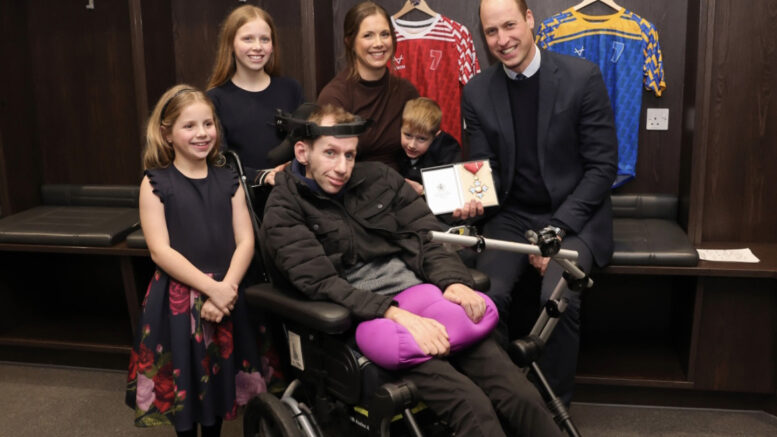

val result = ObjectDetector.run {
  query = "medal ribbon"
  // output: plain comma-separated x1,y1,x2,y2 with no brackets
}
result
463,161,484,175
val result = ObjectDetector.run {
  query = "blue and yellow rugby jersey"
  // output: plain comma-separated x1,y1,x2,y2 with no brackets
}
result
536,8,665,187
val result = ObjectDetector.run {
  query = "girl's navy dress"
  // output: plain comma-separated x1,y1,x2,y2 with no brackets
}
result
126,164,264,430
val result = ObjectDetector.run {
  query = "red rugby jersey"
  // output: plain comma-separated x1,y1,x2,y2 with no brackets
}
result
392,14,480,144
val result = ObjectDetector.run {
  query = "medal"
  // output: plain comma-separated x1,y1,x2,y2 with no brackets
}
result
463,162,489,199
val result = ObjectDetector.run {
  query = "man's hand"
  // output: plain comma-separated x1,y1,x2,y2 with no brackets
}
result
404,178,425,196
443,283,486,323
451,199,485,220
528,254,551,276
384,306,450,356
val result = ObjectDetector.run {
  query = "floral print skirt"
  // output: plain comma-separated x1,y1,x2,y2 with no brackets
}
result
125,270,266,431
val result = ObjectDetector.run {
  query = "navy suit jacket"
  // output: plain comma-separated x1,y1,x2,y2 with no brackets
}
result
462,50,618,266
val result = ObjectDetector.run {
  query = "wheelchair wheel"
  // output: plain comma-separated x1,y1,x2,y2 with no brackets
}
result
243,393,304,437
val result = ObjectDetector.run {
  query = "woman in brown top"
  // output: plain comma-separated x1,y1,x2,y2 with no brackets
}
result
317,1,419,170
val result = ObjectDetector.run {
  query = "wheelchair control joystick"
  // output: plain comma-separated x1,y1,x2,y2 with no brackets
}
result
525,226,564,257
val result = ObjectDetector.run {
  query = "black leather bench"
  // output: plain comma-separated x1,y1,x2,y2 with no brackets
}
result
610,194,698,267
0,185,140,247
0,185,147,339
126,228,147,249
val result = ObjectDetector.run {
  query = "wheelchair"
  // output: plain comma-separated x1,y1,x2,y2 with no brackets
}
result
225,151,491,436
225,151,579,437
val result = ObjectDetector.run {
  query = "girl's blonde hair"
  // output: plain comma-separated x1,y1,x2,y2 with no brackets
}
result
206,5,281,90
143,84,224,170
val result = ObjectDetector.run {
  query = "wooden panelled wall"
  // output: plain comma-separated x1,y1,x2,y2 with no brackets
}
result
688,0,777,243
1,0,144,216
0,0,39,215
0,0,775,244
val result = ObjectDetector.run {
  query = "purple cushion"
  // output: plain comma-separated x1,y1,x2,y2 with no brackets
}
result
355,283,498,370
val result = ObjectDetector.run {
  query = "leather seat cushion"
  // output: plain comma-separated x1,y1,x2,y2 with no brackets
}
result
612,218,698,266
126,228,147,248
0,206,139,246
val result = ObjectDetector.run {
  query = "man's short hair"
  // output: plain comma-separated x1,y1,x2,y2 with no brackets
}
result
480,0,529,17
402,97,442,135
515,0,529,16
307,104,358,129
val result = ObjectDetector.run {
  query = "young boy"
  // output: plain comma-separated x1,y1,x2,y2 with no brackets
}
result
397,97,461,196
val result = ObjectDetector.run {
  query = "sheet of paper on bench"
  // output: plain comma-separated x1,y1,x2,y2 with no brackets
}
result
696,248,760,263
421,160,499,215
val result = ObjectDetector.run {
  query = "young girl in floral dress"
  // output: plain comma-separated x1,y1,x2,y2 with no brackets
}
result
126,84,264,437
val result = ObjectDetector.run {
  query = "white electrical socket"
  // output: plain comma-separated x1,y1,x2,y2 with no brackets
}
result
646,108,669,130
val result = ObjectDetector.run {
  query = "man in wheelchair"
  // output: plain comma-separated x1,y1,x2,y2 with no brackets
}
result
259,103,563,437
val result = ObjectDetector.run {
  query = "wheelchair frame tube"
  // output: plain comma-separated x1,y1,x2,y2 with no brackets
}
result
428,231,579,261
428,231,591,284
281,379,320,437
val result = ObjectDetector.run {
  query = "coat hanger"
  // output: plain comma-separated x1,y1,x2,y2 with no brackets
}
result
572,0,622,11
393,0,437,20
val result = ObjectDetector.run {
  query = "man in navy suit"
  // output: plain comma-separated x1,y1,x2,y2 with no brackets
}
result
460,0,618,405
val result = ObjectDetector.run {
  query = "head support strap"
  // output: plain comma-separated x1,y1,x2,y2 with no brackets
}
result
275,105,372,142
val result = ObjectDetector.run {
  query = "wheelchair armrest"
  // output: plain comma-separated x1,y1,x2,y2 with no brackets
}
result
469,268,490,292
244,283,352,334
